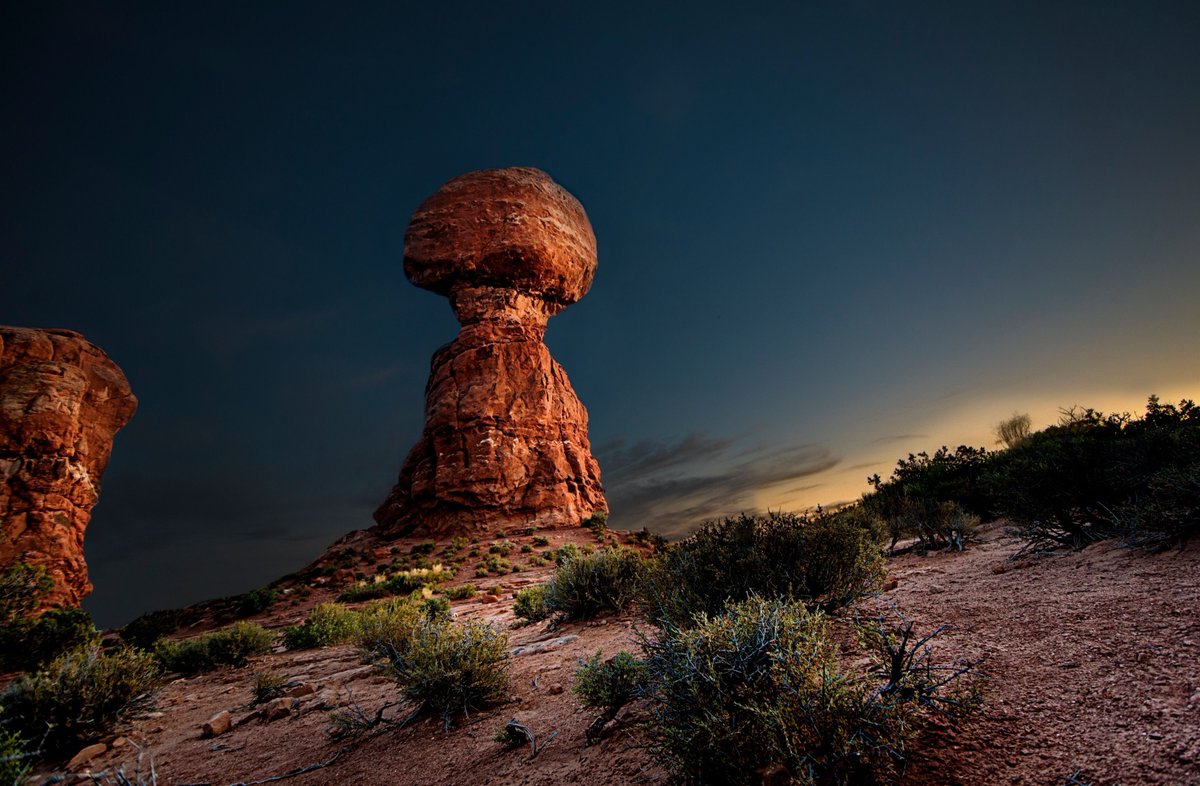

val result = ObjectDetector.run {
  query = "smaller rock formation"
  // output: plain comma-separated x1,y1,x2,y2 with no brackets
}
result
0,327,137,610
374,167,607,536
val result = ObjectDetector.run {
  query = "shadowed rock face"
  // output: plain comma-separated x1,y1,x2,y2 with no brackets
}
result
374,167,607,536
0,327,137,610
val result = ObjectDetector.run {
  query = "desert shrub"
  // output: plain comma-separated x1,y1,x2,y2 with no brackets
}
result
0,645,160,755
553,543,580,566
233,588,278,617
155,622,274,675
119,608,196,650
338,564,453,602
512,585,551,623
643,511,884,630
354,597,423,662
251,671,288,705
382,617,509,728
641,597,976,786
0,728,31,784
475,554,512,577
283,603,360,650
0,563,99,671
865,445,993,548
532,535,550,547
582,510,609,540
420,596,451,620
1110,461,1200,549
0,607,100,673
995,412,1032,449
411,541,437,555
443,583,477,601
545,547,645,620
573,650,647,744
489,541,514,557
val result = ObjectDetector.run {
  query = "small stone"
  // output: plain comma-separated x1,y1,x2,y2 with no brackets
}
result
201,710,232,738
67,742,107,769
235,710,260,726
287,683,317,698
110,737,128,748
547,685,564,696
1150,732,1164,740
262,697,292,722
480,594,501,604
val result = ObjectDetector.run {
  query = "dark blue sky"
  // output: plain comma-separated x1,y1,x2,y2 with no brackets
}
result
4,2,1198,626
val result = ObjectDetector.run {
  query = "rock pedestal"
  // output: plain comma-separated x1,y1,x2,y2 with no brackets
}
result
374,167,607,536
0,326,137,609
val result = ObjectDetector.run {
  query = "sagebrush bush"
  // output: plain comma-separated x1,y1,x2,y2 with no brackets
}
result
573,650,647,744
233,587,278,617
155,622,274,675
338,565,453,603
545,547,645,620
643,511,884,630
512,585,551,623
0,728,30,784
354,597,422,662
283,603,360,650
0,646,160,755
383,617,509,728
251,671,288,705
0,562,100,672
641,597,975,785
443,583,477,600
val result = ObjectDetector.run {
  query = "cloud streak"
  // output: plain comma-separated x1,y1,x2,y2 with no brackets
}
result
597,434,839,538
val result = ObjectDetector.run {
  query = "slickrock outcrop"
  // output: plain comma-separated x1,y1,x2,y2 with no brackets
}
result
374,167,607,536
0,327,137,609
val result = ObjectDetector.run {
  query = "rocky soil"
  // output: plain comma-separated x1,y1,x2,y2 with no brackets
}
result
30,522,1200,786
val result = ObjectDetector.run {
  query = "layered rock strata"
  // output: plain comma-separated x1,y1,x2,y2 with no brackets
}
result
374,167,607,536
0,327,137,609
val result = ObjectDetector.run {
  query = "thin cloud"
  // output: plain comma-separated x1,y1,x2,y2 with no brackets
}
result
600,434,839,538
867,433,928,446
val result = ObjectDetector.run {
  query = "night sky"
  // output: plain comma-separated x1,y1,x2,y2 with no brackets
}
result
4,3,1198,627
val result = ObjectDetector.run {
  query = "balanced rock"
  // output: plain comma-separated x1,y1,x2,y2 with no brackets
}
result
0,327,137,609
374,167,607,536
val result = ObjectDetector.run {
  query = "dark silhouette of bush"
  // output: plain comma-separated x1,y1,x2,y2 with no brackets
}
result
982,398,1200,550
642,510,884,630
0,563,99,671
865,446,992,550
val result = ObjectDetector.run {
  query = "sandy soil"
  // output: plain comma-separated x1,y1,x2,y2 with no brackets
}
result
29,523,1200,786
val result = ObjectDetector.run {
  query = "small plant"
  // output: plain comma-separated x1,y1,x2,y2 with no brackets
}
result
338,564,453,602
582,510,609,540
155,622,274,675
0,563,100,671
0,645,160,755
0,729,31,785
494,717,557,757
411,541,437,555
553,543,580,567
383,618,509,728
512,585,551,623
520,543,534,554
354,598,422,663
489,541,514,556
283,603,360,650
476,554,512,576
532,535,550,547
233,587,278,617
420,596,451,620
251,671,288,705
574,650,647,744
443,583,477,600
545,547,645,620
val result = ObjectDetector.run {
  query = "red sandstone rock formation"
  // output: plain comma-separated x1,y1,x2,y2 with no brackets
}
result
0,327,137,609
374,167,607,536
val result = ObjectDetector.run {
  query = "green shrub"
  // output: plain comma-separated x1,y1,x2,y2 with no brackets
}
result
233,588,278,617
420,596,451,621
512,585,551,623
0,646,160,755
283,603,359,650
0,728,31,784
120,608,194,650
545,547,645,620
382,617,509,728
0,563,53,623
641,597,976,785
582,510,609,540
338,565,453,602
643,511,884,630
553,543,580,566
155,622,274,675
532,536,550,547
354,598,423,662
443,583,477,601
251,671,288,705
0,607,99,673
489,541,514,557
475,554,511,576
411,541,437,555
574,650,647,744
